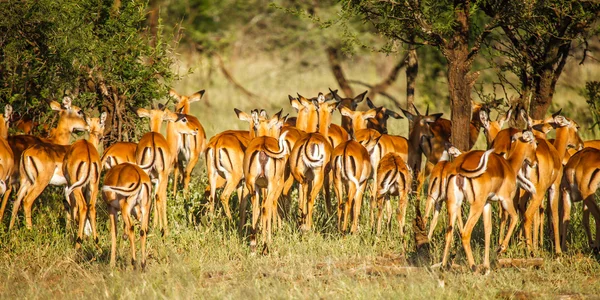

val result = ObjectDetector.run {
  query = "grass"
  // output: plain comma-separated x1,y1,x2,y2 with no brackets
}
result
3,51,600,299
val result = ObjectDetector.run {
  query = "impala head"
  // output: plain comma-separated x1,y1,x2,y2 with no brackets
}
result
86,112,107,139
290,94,318,132
508,130,538,166
50,96,89,133
340,105,382,135
169,89,205,115
401,104,443,141
314,92,342,135
480,107,513,143
235,108,284,138
534,109,584,151
330,89,367,112
0,104,12,139
365,98,403,134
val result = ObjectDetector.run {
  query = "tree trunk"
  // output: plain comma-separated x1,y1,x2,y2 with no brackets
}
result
529,42,570,119
447,59,473,151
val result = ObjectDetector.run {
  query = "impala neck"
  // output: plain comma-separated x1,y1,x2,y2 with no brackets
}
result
88,132,101,148
176,102,190,115
553,127,569,161
507,144,529,174
484,123,502,147
0,118,7,140
50,117,74,145
166,121,180,160
150,117,163,133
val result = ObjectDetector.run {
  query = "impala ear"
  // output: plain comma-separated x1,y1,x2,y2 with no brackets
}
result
163,110,179,122
4,104,13,119
136,108,151,118
234,108,251,122
353,91,368,103
329,88,342,102
339,106,354,118
62,96,72,110
385,109,403,119
189,90,205,102
425,113,443,123
366,98,376,109
400,108,415,121
169,89,182,101
99,112,107,127
551,108,563,118
259,109,268,119
290,98,301,111
479,109,490,129
363,107,382,120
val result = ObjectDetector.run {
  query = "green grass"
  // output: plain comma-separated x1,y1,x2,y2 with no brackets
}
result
3,52,600,299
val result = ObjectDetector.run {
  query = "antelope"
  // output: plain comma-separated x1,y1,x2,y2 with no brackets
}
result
365,98,404,134
373,151,412,236
169,89,207,196
441,131,537,272
205,130,250,220
424,145,462,240
0,105,14,201
7,97,89,229
101,142,137,170
331,90,368,134
561,147,600,251
288,93,339,231
332,139,372,234
135,106,199,237
480,107,513,148
102,162,152,269
239,109,289,251
62,113,106,249
401,103,486,197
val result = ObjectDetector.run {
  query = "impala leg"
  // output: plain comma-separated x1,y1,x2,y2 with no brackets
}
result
9,182,30,229
351,182,367,234
523,192,543,254
549,180,562,254
307,172,325,231
498,204,507,245
483,202,492,272
441,177,461,268
423,195,435,228
461,199,484,272
73,188,87,250
369,179,377,230
172,161,180,198
583,203,592,248
499,194,520,253
249,188,260,251
121,199,136,269
298,183,308,230
21,180,50,229
219,177,238,220
238,184,248,235
428,200,442,241
183,156,199,197
344,182,356,233
334,175,344,232
88,182,100,247
584,197,600,250
375,194,384,235
108,206,118,268
324,170,333,215
397,191,409,237
140,184,152,270
385,196,393,232
0,184,12,221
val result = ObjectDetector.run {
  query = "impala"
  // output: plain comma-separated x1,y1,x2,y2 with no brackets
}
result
169,89,207,196
100,142,137,170
365,98,403,134
373,151,412,236
0,105,14,201
424,145,462,240
63,113,106,249
102,162,152,269
289,93,339,231
8,97,89,229
135,106,199,237
239,109,289,251
332,139,372,234
441,131,537,272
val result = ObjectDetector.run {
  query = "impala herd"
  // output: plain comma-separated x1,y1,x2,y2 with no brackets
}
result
0,88,598,273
